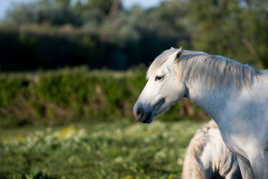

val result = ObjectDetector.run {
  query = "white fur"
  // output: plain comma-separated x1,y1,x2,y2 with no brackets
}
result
182,120,241,179
134,47,268,179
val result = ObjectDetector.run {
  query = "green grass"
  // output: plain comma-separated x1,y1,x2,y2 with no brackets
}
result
0,120,203,179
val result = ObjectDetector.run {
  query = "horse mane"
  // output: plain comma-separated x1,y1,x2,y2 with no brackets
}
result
178,51,260,89
148,48,259,89
146,47,260,89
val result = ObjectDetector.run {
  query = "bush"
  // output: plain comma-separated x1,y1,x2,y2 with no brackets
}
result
0,67,207,128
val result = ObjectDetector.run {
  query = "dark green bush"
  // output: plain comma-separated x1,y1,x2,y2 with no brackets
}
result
0,67,207,128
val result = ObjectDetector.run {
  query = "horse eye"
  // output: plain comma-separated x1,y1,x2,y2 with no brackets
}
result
155,75,165,81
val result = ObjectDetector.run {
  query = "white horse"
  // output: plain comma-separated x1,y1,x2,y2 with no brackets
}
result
182,120,241,179
133,47,268,179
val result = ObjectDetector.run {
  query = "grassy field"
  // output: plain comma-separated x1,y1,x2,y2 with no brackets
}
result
0,120,203,179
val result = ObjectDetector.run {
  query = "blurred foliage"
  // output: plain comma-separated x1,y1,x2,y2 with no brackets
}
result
1,1,267,177
0,67,207,128
6,0,81,26
188,0,268,68
0,0,189,71
0,120,202,178
1,0,267,70
0,0,267,125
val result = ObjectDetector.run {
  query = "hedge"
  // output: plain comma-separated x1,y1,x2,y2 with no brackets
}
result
0,66,207,128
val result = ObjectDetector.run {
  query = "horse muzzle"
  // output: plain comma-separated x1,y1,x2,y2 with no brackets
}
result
133,104,153,123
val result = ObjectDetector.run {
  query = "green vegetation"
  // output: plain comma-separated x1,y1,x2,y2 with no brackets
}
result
0,120,203,179
188,0,268,68
0,68,206,178
0,67,143,127
0,67,206,128
0,0,189,71
1,0,266,177
1,0,267,71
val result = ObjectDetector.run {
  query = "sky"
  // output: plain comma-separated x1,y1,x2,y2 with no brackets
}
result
0,0,164,19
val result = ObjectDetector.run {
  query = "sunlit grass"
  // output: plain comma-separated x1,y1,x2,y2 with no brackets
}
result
0,120,203,178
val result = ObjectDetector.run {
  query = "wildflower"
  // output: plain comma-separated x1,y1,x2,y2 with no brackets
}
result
168,174,177,179
56,126,75,139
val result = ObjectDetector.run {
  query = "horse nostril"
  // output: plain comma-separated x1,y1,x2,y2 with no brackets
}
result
136,107,144,118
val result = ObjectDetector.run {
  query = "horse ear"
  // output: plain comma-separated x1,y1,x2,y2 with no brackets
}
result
169,47,183,62
175,47,183,61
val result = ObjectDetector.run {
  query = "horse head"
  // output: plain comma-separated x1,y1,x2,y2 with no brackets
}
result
133,47,186,123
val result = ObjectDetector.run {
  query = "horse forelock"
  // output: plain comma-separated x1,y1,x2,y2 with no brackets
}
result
146,48,178,79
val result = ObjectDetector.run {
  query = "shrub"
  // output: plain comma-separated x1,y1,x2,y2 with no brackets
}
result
0,67,207,128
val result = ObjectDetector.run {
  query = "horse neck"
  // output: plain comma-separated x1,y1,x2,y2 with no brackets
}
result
186,81,238,120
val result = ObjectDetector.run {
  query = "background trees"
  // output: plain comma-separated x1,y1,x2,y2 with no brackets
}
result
0,0,267,71
188,0,268,67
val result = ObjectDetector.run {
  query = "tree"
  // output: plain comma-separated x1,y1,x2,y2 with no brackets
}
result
73,0,122,17
187,0,268,67
6,0,81,26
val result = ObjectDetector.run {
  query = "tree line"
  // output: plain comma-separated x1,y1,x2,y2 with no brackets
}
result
0,0,267,71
